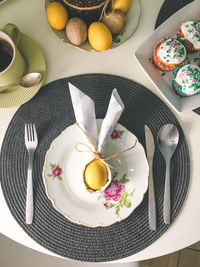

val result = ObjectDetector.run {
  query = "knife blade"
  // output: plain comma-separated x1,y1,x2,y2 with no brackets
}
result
145,125,156,231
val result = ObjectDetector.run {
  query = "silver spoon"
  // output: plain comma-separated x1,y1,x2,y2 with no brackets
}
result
157,124,179,224
0,72,42,92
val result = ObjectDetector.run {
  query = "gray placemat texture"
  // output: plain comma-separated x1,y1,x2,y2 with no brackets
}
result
155,0,200,115
0,74,190,262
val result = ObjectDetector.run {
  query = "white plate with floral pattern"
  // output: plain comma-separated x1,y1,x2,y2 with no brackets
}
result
43,119,149,227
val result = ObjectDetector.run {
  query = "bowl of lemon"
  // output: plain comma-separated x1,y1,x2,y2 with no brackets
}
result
45,0,142,52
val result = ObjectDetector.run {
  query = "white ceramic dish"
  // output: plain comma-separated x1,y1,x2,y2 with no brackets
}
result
43,119,149,227
135,0,200,113
45,0,142,52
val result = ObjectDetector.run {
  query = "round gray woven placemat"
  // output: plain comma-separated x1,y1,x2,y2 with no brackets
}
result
0,74,190,262
155,0,200,115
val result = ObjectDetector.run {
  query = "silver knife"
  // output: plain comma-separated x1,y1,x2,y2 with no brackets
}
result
145,125,156,231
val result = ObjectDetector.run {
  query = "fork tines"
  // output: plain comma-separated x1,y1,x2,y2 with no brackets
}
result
25,123,38,144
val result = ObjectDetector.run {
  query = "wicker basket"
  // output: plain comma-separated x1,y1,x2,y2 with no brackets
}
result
62,0,110,25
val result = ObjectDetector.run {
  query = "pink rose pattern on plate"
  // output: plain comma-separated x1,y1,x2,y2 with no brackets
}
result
47,129,134,215
111,129,124,139
103,173,135,215
48,163,62,180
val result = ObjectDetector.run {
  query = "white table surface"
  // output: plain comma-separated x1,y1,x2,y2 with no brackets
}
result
0,0,200,263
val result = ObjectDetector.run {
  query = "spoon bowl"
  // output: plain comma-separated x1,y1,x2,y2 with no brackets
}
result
19,72,43,88
157,124,179,160
0,72,43,92
157,124,179,224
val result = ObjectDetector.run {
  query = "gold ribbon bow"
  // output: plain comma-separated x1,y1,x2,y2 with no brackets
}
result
75,122,137,168
99,0,114,21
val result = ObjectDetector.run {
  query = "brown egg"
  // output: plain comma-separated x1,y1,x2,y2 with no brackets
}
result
102,10,126,34
65,17,87,46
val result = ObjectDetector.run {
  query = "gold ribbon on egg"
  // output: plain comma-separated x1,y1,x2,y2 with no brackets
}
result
75,122,137,169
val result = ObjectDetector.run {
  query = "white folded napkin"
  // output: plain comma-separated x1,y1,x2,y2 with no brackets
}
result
68,83,124,153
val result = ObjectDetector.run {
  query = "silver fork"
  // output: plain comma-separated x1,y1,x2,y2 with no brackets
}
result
24,123,38,224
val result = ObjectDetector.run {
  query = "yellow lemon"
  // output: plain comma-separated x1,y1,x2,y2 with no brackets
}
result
46,2,68,30
84,159,108,190
112,0,131,13
88,22,112,51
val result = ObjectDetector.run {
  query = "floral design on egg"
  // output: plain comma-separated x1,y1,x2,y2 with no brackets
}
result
48,163,62,180
102,173,135,215
111,129,124,139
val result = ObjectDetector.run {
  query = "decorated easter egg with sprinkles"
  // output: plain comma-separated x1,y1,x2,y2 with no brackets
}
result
172,64,200,96
178,20,200,52
153,37,187,71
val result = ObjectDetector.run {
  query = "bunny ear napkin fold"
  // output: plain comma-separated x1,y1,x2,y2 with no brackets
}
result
68,82,137,169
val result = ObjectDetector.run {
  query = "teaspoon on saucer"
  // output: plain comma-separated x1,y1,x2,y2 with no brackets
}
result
0,72,42,92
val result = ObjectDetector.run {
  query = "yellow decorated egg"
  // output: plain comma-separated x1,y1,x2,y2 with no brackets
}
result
84,159,108,190
46,2,68,30
88,22,112,51
112,0,131,13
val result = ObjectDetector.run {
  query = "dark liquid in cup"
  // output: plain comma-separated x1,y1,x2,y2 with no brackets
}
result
0,38,13,72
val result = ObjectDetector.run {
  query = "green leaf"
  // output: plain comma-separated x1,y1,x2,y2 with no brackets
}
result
122,173,127,179
112,172,118,179
58,176,62,180
121,192,127,199
115,206,120,213
124,199,132,208
129,188,136,197
113,36,121,43
50,163,56,169
120,192,125,198
48,174,53,177
118,130,125,136
120,173,129,184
